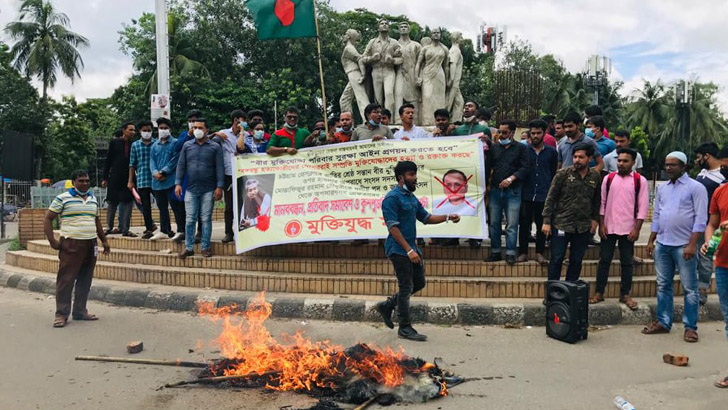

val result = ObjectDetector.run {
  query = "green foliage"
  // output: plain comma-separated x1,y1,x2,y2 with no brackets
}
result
0,42,45,134
629,126,651,172
4,0,89,100
8,236,24,251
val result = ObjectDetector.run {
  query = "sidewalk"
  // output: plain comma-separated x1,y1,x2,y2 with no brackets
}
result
2,264,724,327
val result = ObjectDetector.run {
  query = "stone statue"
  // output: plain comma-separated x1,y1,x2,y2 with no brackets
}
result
338,29,369,122
416,28,449,126
393,22,421,124
446,31,464,122
362,19,402,121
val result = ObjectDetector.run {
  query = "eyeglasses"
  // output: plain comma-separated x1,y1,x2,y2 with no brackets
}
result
497,130,509,134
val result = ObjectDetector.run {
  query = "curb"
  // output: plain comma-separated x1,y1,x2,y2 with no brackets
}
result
1,268,724,327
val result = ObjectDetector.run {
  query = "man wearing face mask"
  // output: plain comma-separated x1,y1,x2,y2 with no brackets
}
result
173,109,203,243
150,117,184,241
267,106,310,156
351,103,394,141
239,120,269,153
694,142,724,304
304,119,327,147
329,111,355,143
454,101,492,138
376,161,460,341
586,116,615,172
213,110,248,243
175,118,224,259
128,120,157,239
484,120,529,265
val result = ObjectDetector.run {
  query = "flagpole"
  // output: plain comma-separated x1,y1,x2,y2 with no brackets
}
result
312,0,329,136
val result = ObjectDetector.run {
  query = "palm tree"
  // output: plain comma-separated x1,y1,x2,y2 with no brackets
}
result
4,0,89,101
626,79,670,136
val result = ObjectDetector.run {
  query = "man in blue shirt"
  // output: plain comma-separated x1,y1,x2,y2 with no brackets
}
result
150,117,184,241
643,151,708,343
175,118,224,258
376,161,460,341
128,120,157,239
518,119,558,264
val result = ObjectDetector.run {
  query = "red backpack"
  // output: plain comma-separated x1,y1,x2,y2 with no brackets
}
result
605,172,641,218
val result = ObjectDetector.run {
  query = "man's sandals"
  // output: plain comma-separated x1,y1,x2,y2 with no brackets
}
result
72,313,99,321
715,376,728,389
642,321,669,335
589,293,638,311
52,317,67,328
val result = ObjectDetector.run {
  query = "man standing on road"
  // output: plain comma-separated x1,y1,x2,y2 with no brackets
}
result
590,148,648,309
542,143,601,282
484,120,529,265
694,142,724,304
44,170,110,328
643,151,707,343
376,161,460,341
175,118,224,259
700,171,728,388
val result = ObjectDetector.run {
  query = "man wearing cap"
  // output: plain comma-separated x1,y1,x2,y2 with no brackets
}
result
644,151,708,343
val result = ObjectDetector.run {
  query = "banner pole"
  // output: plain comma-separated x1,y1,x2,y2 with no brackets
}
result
312,0,329,135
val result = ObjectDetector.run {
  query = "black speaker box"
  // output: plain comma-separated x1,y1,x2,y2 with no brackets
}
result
545,280,589,343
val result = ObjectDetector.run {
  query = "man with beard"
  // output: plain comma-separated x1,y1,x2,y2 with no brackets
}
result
643,152,707,343
430,109,456,137
694,142,724,304
517,119,558,264
329,111,355,143
590,148,648,310
240,179,271,232
453,101,492,138
376,161,460,341
557,112,603,172
542,143,601,282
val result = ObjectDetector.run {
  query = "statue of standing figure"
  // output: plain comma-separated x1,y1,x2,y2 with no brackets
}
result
446,32,464,123
362,20,402,122
416,28,449,126
393,22,422,124
338,29,369,122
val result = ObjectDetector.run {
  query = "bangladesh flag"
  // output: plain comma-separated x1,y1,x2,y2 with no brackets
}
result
246,0,317,40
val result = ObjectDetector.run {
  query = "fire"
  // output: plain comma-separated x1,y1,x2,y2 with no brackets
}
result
197,292,413,392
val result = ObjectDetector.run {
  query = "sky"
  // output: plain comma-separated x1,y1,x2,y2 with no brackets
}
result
1,0,726,114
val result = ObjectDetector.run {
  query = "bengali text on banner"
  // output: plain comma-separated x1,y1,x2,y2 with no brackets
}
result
232,137,488,253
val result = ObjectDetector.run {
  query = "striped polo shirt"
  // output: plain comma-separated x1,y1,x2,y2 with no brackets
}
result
49,189,100,240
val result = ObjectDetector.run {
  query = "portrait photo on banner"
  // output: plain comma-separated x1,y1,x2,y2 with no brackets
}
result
430,167,479,217
237,174,275,233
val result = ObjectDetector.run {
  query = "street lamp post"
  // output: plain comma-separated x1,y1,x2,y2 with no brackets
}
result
583,55,611,106
155,0,170,97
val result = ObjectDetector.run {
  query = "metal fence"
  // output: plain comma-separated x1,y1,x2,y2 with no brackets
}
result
31,187,108,209
493,70,543,126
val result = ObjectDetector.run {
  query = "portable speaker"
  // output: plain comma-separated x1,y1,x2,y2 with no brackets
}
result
545,280,589,343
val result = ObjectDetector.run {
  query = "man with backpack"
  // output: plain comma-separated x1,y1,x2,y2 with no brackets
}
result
590,148,648,309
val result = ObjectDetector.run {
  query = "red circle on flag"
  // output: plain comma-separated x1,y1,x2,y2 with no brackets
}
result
285,220,303,237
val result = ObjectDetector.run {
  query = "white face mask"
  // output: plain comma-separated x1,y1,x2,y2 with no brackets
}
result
158,129,171,139
141,131,152,140
193,129,205,140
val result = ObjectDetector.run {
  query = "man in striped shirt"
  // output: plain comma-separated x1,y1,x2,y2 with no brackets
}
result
44,170,110,328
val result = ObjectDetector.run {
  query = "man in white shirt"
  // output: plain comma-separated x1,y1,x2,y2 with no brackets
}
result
394,103,429,140
603,129,643,173
433,169,478,217
213,109,247,243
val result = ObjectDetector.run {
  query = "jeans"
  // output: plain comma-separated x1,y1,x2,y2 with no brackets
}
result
107,200,132,233
153,188,185,234
383,254,426,327
595,234,634,296
714,267,728,340
224,175,234,236
518,200,545,255
696,236,714,291
137,187,156,231
489,186,521,256
654,242,699,331
184,190,214,251
548,230,591,281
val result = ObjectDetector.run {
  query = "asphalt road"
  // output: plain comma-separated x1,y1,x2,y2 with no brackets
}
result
1,287,727,410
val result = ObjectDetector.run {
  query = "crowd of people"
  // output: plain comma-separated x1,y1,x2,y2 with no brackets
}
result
53,101,726,351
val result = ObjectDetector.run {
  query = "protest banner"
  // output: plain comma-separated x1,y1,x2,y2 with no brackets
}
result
233,137,487,253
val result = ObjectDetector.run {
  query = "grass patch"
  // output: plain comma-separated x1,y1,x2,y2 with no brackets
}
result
8,236,24,251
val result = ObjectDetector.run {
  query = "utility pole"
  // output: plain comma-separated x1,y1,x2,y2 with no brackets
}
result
675,80,693,153
584,55,611,106
155,0,170,97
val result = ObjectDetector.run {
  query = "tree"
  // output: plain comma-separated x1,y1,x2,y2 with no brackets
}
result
626,79,669,136
0,42,44,134
4,0,89,101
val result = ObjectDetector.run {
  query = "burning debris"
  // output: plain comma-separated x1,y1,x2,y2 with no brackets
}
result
189,292,461,406
75,292,463,408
